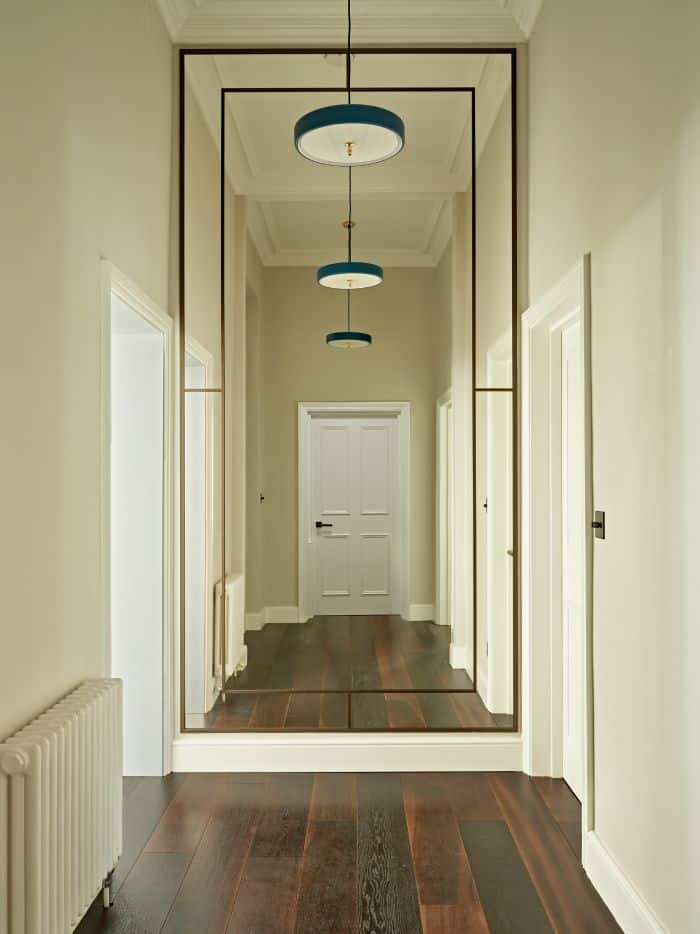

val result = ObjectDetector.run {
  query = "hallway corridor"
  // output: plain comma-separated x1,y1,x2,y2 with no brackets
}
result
76,772,619,933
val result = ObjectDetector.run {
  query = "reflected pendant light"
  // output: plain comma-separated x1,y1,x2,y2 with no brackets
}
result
294,0,405,166
326,291,372,348
317,167,383,289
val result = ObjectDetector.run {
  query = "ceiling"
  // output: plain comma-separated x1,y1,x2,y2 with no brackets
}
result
181,13,522,267
157,0,543,46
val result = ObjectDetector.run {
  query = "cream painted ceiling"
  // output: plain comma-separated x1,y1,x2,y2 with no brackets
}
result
180,5,528,267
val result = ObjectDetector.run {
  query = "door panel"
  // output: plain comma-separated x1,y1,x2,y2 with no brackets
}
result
310,415,398,615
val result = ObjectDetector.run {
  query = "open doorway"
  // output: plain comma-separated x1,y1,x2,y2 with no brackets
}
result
522,256,592,818
102,264,173,776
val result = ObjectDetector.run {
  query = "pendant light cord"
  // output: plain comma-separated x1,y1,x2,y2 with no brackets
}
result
346,0,352,104
347,290,351,330
347,166,352,261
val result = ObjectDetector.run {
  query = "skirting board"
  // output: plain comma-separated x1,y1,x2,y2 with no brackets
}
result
450,643,469,669
246,606,436,628
245,606,300,630
173,733,522,773
583,831,668,934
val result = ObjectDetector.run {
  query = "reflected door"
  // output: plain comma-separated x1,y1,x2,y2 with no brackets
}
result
309,416,399,615
562,321,585,799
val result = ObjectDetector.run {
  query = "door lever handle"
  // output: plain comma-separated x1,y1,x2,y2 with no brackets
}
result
315,521,333,529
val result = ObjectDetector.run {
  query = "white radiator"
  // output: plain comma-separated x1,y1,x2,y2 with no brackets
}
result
214,572,247,680
0,679,122,934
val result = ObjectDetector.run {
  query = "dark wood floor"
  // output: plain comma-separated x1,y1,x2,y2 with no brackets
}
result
76,772,619,934
207,615,512,731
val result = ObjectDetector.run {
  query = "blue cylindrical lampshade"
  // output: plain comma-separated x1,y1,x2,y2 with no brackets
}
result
326,330,372,348
317,261,383,290
295,103,405,166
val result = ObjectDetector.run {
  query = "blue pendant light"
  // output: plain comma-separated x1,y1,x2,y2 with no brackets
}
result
326,292,372,348
294,0,405,167
317,167,384,290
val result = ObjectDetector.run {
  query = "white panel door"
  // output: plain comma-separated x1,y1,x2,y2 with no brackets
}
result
562,321,585,799
310,416,398,614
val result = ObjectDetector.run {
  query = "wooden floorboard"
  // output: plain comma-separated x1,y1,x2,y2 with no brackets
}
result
77,772,620,934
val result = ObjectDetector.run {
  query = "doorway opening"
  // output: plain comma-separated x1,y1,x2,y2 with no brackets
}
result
522,256,593,826
102,264,173,776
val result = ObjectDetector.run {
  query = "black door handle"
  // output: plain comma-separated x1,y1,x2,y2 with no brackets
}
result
315,520,333,528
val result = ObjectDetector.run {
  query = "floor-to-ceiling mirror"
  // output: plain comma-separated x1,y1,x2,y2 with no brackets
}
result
180,48,517,731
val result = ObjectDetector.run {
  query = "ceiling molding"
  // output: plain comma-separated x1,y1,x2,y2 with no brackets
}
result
155,0,195,40
161,0,533,45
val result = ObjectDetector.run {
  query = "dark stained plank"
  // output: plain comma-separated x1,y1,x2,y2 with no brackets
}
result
419,849,490,934
533,778,582,859
285,692,322,728
309,773,357,822
145,773,221,853
75,852,190,933
357,773,422,934
113,773,186,890
350,691,389,729
440,773,503,822
250,774,313,858
319,692,349,729
160,779,264,934
122,776,142,801
386,693,426,729
414,692,461,729
375,628,413,690
213,693,257,728
459,820,554,933
226,858,301,934
403,774,463,905
249,692,291,728
449,693,498,728
294,821,356,934
489,773,621,932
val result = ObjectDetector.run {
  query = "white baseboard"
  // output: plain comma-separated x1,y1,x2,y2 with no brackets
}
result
245,611,264,631
583,831,667,934
173,733,522,773
245,606,300,630
449,643,469,669
407,603,435,621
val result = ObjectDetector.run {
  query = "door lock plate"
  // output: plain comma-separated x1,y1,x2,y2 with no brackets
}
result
592,510,606,540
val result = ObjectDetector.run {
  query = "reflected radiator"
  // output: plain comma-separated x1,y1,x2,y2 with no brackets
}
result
214,572,247,681
0,679,122,934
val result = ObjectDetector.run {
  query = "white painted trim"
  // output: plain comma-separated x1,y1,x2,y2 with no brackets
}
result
449,644,469,670
520,255,593,817
265,606,301,625
298,402,411,623
407,604,435,622
173,733,523,773
583,832,668,934
245,611,265,632
436,390,453,630
99,259,175,775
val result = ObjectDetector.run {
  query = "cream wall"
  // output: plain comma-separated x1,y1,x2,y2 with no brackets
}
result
245,240,265,616
529,0,700,928
260,266,438,610
0,0,172,739
433,243,453,399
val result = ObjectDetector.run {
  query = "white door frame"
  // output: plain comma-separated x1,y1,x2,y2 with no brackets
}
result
521,255,594,833
435,390,453,629
99,260,175,775
183,338,219,716
298,402,410,623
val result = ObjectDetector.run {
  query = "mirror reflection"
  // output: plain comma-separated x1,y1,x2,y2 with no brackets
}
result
182,50,515,731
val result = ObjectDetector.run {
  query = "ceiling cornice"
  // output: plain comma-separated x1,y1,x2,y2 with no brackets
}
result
156,0,540,45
